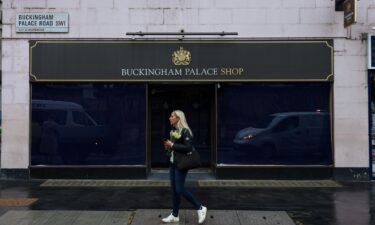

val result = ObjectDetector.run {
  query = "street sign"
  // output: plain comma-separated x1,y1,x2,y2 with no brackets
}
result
344,0,357,28
16,13,69,33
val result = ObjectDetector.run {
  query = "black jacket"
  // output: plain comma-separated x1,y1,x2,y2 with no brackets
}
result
171,128,194,153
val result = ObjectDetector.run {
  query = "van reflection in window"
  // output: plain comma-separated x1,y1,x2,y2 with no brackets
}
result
233,112,332,164
39,113,59,164
32,100,108,164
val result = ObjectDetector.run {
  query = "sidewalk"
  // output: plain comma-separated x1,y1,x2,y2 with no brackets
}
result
0,179,372,225
0,209,296,225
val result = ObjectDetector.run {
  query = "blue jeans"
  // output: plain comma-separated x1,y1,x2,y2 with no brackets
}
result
170,164,201,217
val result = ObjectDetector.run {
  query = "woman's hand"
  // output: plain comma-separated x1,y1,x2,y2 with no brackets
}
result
164,140,173,150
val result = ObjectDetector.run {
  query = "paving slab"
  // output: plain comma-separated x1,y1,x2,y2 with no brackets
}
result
0,211,29,225
43,210,82,225
17,211,55,225
0,210,133,225
131,209,180,225
185,210,240,225
237,210,295,225
99,211,133,225
73,211,108,225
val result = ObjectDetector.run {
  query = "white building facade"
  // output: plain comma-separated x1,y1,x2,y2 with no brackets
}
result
1,0,374,180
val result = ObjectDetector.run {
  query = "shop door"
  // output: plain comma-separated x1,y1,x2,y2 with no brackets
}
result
149,84,213,168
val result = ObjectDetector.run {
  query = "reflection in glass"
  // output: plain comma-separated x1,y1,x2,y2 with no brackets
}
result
31,84,146,165
218,83,332,165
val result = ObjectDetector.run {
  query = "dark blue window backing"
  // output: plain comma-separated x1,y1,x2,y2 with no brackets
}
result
217,83,332,165
370,35,375,69
31,83,146,165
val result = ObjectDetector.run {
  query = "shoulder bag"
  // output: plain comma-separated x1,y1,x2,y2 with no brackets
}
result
174,148,201,171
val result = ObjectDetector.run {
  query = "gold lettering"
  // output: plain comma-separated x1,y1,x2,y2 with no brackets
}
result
239,68,244,75
220,67,244,75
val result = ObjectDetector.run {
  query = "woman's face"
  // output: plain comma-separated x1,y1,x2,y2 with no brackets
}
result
169,112,179,127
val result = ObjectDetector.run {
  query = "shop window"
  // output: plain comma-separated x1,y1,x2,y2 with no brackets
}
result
217,83,332,165
31,83,146,166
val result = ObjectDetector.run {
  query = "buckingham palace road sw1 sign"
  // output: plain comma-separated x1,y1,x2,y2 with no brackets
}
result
16,13,69,33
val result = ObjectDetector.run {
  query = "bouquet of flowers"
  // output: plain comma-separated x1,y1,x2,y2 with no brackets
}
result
165,129,182,156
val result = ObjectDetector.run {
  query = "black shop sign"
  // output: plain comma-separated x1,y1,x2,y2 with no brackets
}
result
30,40,333,82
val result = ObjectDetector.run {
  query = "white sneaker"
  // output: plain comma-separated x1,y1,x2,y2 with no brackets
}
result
162,213,180,223
197,206,207,224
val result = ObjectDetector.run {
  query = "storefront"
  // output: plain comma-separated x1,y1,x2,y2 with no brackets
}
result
28,40,334,179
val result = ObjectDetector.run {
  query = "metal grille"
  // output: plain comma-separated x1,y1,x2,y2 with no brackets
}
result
42,179,342,188
198,180,342,188
41,179,170,187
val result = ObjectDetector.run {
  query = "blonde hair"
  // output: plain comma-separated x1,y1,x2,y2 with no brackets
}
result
173,110,193,136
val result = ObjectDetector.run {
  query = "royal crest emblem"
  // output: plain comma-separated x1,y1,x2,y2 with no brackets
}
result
172,47,191,65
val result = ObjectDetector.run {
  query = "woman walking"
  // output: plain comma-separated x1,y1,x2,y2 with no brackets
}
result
162,110,207,224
